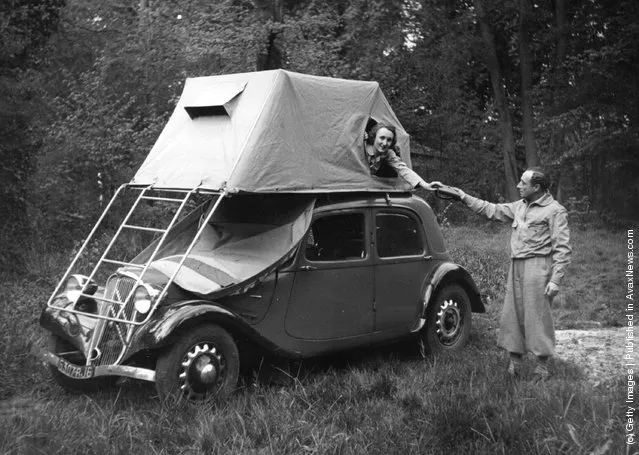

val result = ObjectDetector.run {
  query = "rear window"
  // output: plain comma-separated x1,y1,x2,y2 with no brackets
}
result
375,213,423,258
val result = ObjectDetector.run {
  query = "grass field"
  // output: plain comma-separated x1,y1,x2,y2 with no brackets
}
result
0,221,631,454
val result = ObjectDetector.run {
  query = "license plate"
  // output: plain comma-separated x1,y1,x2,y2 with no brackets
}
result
57,358,94,379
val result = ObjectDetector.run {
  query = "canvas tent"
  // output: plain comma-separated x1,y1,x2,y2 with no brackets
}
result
126,70,419,296
131,69,414,193
132,194,315,296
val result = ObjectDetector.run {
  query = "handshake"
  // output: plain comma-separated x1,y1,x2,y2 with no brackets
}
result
428,181,466,202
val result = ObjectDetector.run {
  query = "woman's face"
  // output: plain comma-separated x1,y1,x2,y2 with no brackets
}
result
374,127,394,154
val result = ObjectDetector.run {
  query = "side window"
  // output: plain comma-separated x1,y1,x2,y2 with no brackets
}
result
375,212,423,258
306,213,366,262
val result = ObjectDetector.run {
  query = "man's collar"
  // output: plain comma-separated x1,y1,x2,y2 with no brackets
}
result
526,192,553,207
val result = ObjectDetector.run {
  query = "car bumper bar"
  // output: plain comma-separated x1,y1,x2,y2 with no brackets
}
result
32,346,156,382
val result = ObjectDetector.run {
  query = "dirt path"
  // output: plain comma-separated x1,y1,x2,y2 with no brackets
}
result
554,328,628,386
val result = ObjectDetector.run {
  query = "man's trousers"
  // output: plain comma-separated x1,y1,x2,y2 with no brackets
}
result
497,256,556,357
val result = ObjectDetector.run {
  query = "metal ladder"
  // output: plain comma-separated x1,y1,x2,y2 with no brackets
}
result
46,184,218,325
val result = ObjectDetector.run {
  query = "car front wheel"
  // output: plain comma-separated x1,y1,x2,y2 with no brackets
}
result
155,324,239,403
421,283,472,354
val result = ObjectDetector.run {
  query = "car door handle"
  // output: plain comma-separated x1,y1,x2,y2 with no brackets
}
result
300,265,317,271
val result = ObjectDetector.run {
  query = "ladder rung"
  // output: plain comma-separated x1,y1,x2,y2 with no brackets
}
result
77,292,102,300
140,195,187,203
123,224,167,233
102,259,144,268
54,294,127,307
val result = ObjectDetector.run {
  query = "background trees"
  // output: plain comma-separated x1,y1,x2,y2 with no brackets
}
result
1,0,65,269
1,0,637,273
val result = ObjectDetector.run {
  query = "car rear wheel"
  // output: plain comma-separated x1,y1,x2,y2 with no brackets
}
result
155,324,239,403
47,334,115,392
421,284,472,354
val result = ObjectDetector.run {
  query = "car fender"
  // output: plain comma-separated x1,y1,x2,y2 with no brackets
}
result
129,301,281,355
420,261,485,317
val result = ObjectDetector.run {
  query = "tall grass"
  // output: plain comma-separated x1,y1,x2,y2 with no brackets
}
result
0,223,630,454
0,348,626,454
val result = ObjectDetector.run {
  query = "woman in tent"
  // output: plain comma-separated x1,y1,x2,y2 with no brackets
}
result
364,123,437,190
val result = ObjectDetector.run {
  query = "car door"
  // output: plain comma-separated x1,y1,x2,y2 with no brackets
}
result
373,208,431,332
285,209,375,340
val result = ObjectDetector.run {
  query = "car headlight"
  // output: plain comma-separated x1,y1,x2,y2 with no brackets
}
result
133,285,155,315
64,274,97,304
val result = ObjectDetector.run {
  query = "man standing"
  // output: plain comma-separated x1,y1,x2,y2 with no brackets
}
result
443,168,571,380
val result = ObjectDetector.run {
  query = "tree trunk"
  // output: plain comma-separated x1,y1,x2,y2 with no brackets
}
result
554,0,568,79
253,0,284,71
518,0,539,167
555,163,564,202
551,0,568,196
474,0,519,201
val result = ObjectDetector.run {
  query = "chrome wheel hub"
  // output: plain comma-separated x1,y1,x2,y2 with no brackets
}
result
178,343,225,400
436,299,462,344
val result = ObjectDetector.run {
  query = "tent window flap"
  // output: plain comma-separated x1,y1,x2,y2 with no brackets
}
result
183,81,247,118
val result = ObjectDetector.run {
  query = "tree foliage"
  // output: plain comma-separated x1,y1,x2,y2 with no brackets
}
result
0,0,65,271
1,0,637,272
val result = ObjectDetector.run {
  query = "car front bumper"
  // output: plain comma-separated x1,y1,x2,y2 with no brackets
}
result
31,345,156,382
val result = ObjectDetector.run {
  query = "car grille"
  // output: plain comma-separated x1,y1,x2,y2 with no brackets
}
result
94,275,137,366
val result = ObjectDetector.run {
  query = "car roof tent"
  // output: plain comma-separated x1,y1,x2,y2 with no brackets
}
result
131,69,413,193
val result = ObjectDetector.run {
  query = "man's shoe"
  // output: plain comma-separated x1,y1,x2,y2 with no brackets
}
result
532,363,550,382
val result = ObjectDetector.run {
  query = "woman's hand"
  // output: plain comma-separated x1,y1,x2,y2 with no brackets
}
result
420,181,443,191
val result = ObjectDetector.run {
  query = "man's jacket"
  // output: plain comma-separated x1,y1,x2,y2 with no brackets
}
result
462,192,571,285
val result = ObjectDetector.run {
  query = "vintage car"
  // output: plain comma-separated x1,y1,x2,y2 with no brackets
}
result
33,70,484,402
